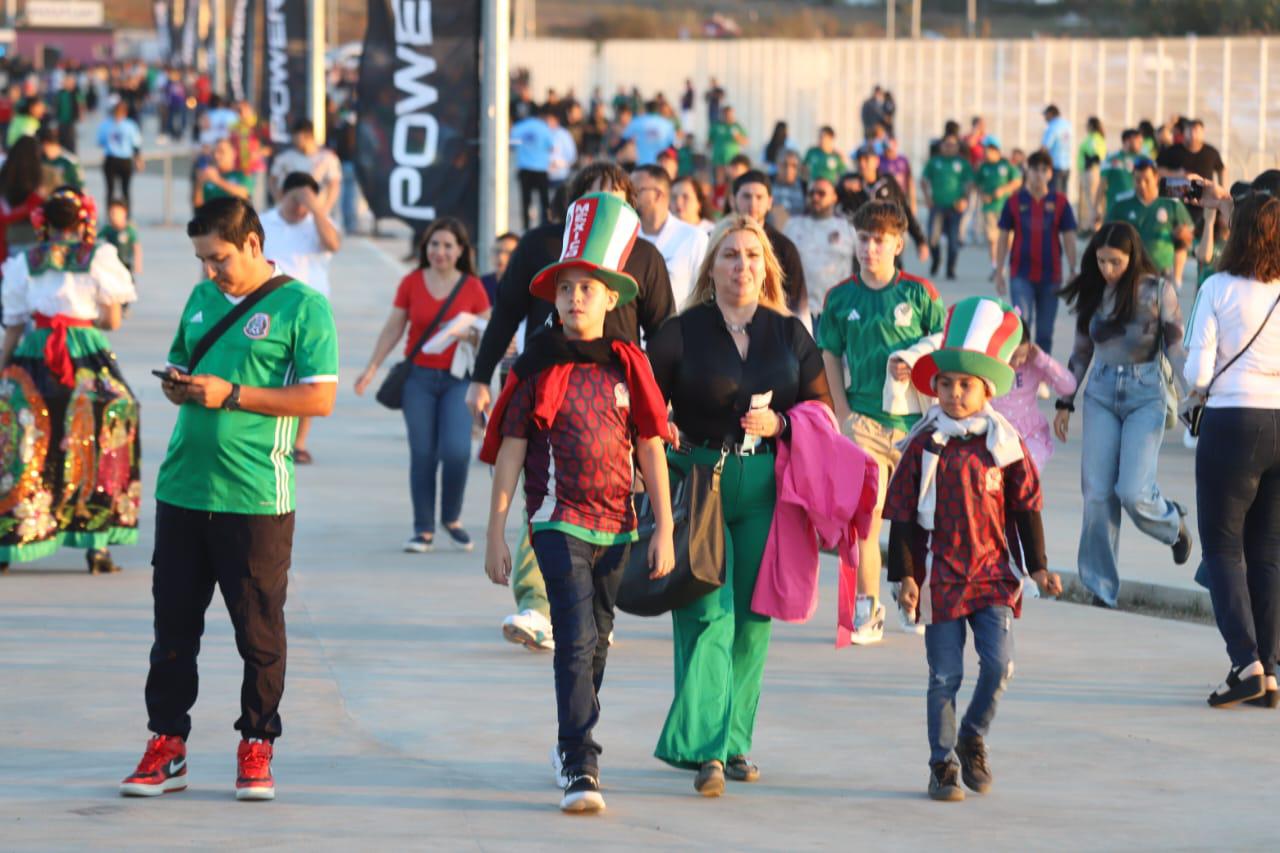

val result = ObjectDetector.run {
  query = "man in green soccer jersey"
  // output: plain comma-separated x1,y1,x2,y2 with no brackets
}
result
120,197,338,803
921,135,974,280
975,137,1021,278
803,126,847,185
1106,156,1194,283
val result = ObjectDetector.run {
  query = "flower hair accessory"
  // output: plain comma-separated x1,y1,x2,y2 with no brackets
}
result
32,186,98,246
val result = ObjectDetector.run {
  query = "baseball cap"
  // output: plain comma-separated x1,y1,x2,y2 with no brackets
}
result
982,135,1001,149
1133,156,1157,172
853,143,879,159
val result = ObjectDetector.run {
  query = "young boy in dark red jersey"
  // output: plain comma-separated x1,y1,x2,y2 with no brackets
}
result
883,296,1062,802
481,192,675,814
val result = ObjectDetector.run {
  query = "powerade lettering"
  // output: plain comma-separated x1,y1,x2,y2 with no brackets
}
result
266,0,290,143
390,0,438,220
229,0,249,103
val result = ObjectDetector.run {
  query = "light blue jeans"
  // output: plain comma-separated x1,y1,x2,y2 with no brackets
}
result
402,365,473,536
925,606,1015,765
1078,361,1182,607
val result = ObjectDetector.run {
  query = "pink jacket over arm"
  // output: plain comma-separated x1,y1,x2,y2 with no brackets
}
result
751,401,879,642
990,347,1077,470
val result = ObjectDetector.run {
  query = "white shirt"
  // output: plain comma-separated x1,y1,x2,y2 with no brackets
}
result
640,214,709,308
270,147,343,195
1,243,136,326
260,208,334,298
1183,272,1280,410
783,213,857,310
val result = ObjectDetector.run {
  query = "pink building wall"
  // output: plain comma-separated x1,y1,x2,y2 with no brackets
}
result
14,28,114,67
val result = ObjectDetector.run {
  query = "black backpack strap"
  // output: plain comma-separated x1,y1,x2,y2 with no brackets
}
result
403,272,468,359
187,274,292,374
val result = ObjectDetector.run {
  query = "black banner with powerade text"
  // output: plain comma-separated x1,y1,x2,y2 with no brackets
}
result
261,0,308,145
229,0,257,105
356,0,481,239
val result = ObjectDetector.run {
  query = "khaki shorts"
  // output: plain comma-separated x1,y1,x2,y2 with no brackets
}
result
844,412,908,512
983,210,1000,246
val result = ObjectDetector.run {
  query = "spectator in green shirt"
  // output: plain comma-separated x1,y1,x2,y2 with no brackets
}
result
100,198,142,278
921,135,974,280
6,98,46,148
38,126,83,192
1096,129,1144,224
803,126,846,185
194,138,252,209
1077,117,1107,232
54,74,82,153
975,137,1021,276
709,105,747,182
1105,157,1194,283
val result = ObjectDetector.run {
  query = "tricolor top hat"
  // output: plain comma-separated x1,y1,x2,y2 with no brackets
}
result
529,192,641,306
911,296,1023,398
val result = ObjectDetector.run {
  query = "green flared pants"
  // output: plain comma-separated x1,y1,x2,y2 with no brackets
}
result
655,444,776,769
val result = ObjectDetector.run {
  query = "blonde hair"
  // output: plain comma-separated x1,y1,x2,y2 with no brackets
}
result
684,215,789,314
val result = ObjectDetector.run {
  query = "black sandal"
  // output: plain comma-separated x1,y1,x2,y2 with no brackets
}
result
725,755,760,783
1208,665,1266,708
694,760,724,797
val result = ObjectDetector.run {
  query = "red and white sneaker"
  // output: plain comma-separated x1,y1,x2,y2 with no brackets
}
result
235,738,275,801
119,734,188,797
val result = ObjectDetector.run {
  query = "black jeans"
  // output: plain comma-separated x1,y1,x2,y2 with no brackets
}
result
103,156,134,208
1197,408,1280,674
531,530,629,777
145,502,295,741
928,206,961,277
517,168,550,230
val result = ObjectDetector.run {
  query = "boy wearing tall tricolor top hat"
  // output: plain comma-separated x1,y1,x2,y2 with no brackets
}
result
480,192,676,814
881,296,1063,803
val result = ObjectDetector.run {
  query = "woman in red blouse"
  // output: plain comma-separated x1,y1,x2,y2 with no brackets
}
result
356,218,491,552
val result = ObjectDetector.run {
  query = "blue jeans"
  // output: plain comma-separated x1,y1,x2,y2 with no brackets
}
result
1196,407,1280,673
531,530,630,776
928,206,961,276
1078,362,1182,607
924,606,1015,765
340,160,360,233
401,365,472,536
1009,276,1060,354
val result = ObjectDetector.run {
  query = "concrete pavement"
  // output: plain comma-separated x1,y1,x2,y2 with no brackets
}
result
0,157,1271,850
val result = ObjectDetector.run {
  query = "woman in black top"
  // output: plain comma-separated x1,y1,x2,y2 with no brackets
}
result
648,215,832,796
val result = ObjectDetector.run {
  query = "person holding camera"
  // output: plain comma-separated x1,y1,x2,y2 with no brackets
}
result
1183,188,1280,709
1106,157,1194,286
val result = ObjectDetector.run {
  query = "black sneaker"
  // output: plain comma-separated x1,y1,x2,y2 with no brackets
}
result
87,549,121,574
1208,664,1267,708
560,773,605,813
694,760,725,797
1171,502,1193,565
1245,676,1280,708
928,761,965,802
955,735,993,793
442,524,474,552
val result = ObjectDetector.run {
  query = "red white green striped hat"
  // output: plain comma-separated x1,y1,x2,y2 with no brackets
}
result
529,192,641,306
911,296,1023,397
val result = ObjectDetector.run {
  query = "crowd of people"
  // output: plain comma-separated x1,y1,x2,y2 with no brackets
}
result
0,55,1275,818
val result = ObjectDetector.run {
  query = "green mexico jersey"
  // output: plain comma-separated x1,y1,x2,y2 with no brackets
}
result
923,155,973,208
203,171,253,202
43,154,83,190
817,272,946,431
804,147,846,184
709,121,745,166
976,159,1016,213
156,278,339,515
1106,194,1192,273
1100,154,1137,211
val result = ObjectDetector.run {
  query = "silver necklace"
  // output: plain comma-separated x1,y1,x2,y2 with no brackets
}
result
725,320,749,334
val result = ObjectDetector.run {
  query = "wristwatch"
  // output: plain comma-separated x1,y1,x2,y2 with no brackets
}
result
222,383,242,411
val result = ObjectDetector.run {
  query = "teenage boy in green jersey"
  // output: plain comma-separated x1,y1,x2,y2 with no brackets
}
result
975,137,1021,278
818,201,946,644
803,126,846,185
1106,157,1194,284
120,197,338,803
1095,129,1143,223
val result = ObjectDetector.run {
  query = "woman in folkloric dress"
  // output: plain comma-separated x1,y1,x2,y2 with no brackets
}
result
0,186,139,574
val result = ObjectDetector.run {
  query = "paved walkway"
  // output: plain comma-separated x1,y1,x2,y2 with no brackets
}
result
0,157,1272,850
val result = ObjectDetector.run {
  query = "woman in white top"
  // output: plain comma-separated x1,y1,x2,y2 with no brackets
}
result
1183,190,1280,709
0,186,139,574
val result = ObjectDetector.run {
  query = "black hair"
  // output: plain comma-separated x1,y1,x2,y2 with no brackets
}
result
1087,116,1104,135
415,217,476,275
107,198,130,212
44,192,82,231
290,118,314,136
732,169,771,197
0,135,42,206
1121,128,1140,141
1059,222,1158,332
764,121,788,166
1250,169,1280,198
495,231,519,243
281,171,321,194
1026,149,1054,171
187,196,265,249
36,125,57,143
564,162,636,211
728,153,752,169
633,163,671,189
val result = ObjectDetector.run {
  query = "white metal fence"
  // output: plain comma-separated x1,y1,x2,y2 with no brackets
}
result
512,36,1280,180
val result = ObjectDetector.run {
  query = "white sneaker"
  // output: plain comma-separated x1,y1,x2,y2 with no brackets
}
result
1182,428,1198,450
848,595,885,646
551,744,569,788
890,585,925,635
403,534,432,553
502,609,555,651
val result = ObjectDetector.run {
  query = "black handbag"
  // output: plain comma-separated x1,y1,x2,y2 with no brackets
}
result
1180,292,1280,437
616,448,728,617
375,273,467,410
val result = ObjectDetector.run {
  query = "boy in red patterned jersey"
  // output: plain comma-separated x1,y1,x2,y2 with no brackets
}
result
480,193,675,814
883,296,1062,802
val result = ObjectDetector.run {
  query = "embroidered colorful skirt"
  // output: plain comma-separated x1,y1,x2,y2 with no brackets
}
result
0,326,140,562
